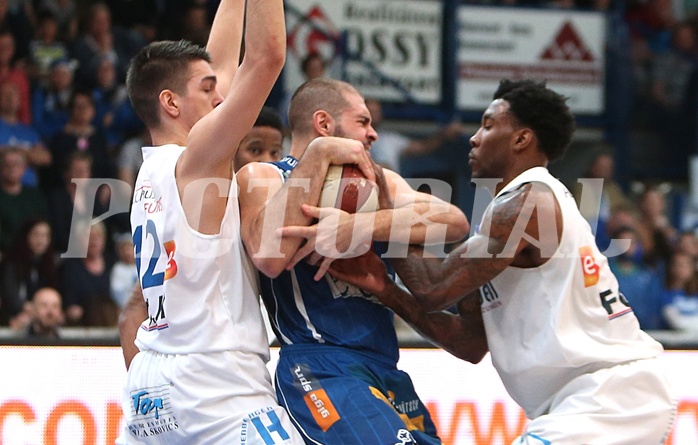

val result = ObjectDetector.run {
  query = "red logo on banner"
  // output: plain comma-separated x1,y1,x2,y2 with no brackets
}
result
287,5,340,60
540,21,594,62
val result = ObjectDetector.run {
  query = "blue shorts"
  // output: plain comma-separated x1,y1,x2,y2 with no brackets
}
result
274,344,441,445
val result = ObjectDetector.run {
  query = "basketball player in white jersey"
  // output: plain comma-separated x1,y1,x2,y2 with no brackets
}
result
116,0,304,443
329,79,677,444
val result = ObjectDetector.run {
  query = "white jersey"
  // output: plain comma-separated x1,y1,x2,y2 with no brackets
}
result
479,167,663,419
130,144,268,358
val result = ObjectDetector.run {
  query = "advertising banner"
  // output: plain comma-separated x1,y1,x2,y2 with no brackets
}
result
456,6,606,114
284,0,443,103
1,347,696,444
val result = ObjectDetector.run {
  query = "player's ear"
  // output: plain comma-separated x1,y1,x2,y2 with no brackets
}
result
313,110,334,136
159,89,179,118
513,128,533,152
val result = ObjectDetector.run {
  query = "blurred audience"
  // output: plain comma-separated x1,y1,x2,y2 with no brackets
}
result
31,57,75,142
661,251,698,331
0,81,51,186
0,28,31,125
0,148,47,252
0,218,58,328
59,221,115,326
109,231,136,310
46,89,111,190
365,98,466,174
23,286,64,338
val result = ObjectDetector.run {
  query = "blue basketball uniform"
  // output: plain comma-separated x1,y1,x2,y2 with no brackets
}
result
260,156,441,445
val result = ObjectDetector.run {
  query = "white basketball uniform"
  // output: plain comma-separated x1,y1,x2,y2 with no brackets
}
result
478,167,676,445
117,145,303,444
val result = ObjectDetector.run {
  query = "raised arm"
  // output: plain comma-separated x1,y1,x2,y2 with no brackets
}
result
238,137,374,278
205,0,245,97
182,0,286,177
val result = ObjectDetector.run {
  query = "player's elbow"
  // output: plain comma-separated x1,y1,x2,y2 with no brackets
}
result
451,343,488,364
411,284,452,312
253,257,287,280
443,208,469,243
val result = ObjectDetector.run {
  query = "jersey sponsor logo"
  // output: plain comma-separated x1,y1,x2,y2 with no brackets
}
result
291,364,341,432
127,385,179,438
579,245,599,287
142,295,168,331
242,407,292,445
133,181,164,215
599,288,633,320
480,282,502,313
326,275,380,304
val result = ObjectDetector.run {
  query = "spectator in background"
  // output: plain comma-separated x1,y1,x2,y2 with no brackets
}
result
47,151,108,254
636,185,677,268
279,52,327,129
0,28,31,125
608,225,665,330
109,231,135,309
115,126,146,190
91,55,142,149
0,218,58,329
23,287,64,338
46,90,112,190
176,2,211,47
59,221,115,326
71,2,143,88
0,149,47,252
0,0,34,63
34,0,78,42
27,10,70,88
648,21,698,173
31,57,75,143
0,81,52,186
365,98,466,173
573,149,633,250
661,251,698,331
675,230,698,259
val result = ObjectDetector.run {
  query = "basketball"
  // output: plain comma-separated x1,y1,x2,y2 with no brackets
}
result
319,164,379,214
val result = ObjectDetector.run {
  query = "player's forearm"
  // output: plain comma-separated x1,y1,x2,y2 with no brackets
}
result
377,279,487,363
249,143,335,276
206,0,245,95
365,203,468,245
118,284,147,370
242,0,286,75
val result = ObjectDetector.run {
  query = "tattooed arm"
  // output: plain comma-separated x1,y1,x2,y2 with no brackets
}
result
394,182,563,311
328,253,488,363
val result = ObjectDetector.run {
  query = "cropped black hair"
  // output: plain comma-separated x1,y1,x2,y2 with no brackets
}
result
254,106,283,133
493,79,575,162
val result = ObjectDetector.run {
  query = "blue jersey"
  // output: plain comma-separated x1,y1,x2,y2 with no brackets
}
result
260,156,399,364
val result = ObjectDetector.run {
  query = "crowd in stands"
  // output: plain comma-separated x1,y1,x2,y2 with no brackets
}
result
0,0,698,338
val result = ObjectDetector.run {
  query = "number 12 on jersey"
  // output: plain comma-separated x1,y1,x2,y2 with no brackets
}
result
133,220,178,289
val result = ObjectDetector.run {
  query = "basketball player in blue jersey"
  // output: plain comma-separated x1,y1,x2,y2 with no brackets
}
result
328,79,677,445
236,77,470,444
116,0,305,443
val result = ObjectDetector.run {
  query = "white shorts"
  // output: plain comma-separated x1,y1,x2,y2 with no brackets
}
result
116,349,304,444
512,358,676,445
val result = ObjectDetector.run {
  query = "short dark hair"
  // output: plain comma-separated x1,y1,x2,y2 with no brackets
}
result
300,53,325,75
126,40,211,129
493,79,575,162
288,78,358,136
254,106,283,133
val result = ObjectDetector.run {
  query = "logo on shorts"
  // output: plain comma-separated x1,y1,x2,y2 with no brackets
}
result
241,406,292,445
394,428,416,445
127,384,179,438
292,364,341,432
